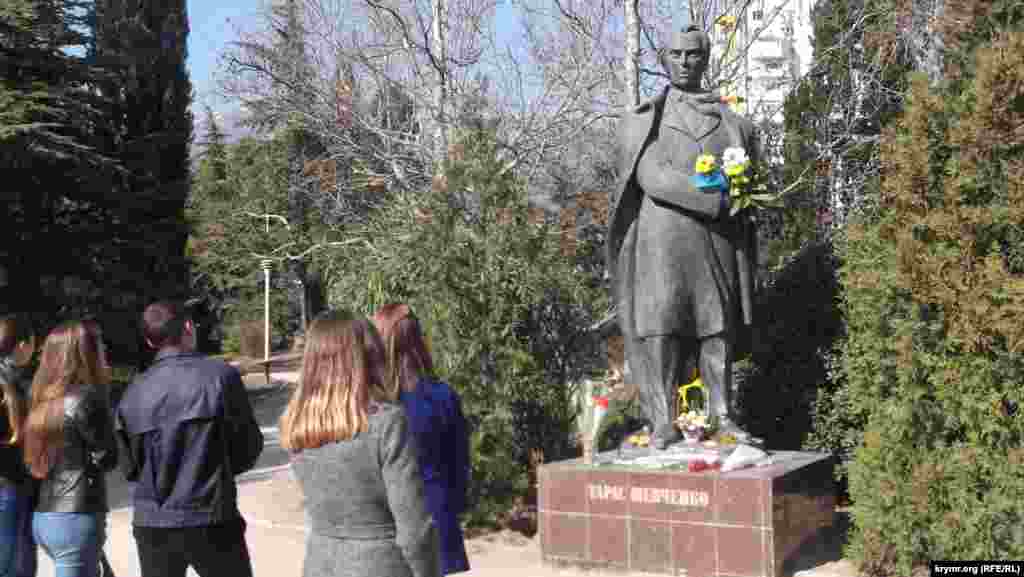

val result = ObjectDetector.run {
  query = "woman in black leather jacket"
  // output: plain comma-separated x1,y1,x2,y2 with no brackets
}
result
22,320,117,577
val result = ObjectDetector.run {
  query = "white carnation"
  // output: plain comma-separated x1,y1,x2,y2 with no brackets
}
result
722,147,749,168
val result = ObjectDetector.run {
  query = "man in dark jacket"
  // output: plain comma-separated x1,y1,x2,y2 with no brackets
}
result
116,301,263,577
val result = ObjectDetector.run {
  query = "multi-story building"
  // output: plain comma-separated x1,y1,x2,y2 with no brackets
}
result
709,0,815,126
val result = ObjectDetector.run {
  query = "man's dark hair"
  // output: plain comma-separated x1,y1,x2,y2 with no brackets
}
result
141,300,190,349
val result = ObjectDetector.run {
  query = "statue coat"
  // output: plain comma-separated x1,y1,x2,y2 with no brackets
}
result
606,86,758,353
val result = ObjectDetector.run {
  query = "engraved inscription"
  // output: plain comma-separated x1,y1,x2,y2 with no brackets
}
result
631,486,709,508
588,483,628,501
586,484,710,508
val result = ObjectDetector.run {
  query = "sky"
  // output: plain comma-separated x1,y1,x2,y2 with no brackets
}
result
187,0,263,116
186,0,524,128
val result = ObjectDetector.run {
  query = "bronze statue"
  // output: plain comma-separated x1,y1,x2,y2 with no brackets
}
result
607,25,761,449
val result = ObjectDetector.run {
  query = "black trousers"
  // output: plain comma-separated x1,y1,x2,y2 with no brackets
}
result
628,334,733,431
132,518,253,577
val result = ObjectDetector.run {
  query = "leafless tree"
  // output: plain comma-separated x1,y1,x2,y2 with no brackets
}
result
216,0,629,212
625,0,641,106
215,0,933,259
777,0,951,235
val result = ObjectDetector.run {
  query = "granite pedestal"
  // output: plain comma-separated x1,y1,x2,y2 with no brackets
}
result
538,450,836,577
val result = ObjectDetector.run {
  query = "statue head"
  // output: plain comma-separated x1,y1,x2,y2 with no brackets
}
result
664,25,710,92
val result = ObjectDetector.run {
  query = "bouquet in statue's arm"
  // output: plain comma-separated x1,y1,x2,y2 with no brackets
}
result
690,148,780,218
691,154,731,216
721,147,780,217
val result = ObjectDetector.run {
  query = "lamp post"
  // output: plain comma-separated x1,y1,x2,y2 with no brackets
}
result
261,258,273,362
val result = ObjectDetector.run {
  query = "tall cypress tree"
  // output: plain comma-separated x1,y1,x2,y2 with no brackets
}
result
259,0,325,333
1,0,126,331
195,106,229,200
94,0,192,305
221,0,347,338
284,0,327,332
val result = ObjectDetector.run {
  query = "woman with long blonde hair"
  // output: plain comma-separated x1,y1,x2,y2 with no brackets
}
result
0,315,36,577
371,304,470,575
281,310,439,577
23,320,117,577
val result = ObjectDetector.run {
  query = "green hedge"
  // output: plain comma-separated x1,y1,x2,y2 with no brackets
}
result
840,28,1024,574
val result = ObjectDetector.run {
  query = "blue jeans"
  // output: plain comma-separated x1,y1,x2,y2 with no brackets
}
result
32,512,106,577
0,484,36,577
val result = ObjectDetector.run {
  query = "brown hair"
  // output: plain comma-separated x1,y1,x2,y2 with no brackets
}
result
0,316,24,446
371,303,434,400
141,300,189,349
279,311,389,451
24,320,110,479
0,316,17,357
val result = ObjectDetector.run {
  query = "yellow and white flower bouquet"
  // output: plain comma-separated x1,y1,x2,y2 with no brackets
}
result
721,146,780,216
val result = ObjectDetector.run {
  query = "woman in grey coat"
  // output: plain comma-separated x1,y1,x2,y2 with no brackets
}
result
281,311,440,577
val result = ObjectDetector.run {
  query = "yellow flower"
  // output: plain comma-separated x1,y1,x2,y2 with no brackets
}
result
695,154,716,175
717,15,737,28
724,162,747,178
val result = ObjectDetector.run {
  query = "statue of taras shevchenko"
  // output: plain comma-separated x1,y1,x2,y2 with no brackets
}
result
607,25,761,449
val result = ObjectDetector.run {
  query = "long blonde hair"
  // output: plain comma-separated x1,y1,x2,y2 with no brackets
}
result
0,316,26,446
279,312,389,451
371,304,434,401
24,320,110,479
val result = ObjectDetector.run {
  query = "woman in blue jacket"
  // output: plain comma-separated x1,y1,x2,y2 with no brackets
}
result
372,304,470,575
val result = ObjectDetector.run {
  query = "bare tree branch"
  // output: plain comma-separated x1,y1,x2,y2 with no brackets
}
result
252,237,372,262
241,212,292,229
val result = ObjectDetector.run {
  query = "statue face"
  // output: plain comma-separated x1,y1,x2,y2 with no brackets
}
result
666,33,708,92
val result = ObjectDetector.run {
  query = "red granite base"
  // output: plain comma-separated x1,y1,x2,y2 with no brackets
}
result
538,451,836,577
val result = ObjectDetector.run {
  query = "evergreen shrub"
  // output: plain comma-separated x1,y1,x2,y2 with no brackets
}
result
842,31,1024,574
328,126,607,524
736,241,845,452
595,395,645,452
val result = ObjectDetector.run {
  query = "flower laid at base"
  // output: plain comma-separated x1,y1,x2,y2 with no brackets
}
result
626,430,650,447
688,458,721,472
676,410,708,429
591,394,609,438
676,410,708,443
599,440,773,473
